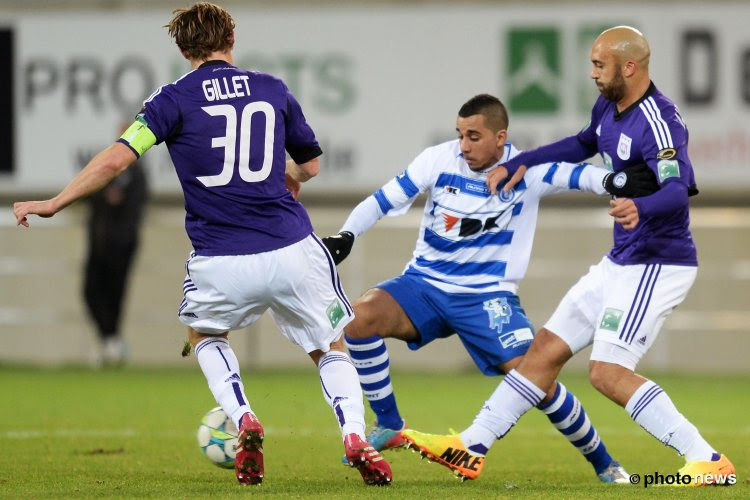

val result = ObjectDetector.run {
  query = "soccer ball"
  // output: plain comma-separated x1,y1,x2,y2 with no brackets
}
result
196,406,238,469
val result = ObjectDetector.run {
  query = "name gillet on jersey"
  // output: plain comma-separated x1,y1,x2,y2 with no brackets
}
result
202,75,251,101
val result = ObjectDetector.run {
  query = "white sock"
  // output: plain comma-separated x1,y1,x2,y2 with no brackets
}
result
195,337,252,430
318,350,366,438
626,380,715,461
461,370,544,456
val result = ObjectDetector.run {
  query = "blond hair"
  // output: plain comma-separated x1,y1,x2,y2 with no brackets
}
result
166,2,235,60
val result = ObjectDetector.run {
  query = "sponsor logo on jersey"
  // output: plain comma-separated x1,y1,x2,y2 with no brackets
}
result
326,300,345,328
637,336,647,346
499,327,534,348
600,308,624,331
443,214,460,232
617,133,632,160
602,151,613,171
439,447,484,470
657,159,680,182
483,297,512,333
595,123,602,136
657,148,677,160
464,182,490,195
224,372,242,383
444,185,460,195
182,312,198,318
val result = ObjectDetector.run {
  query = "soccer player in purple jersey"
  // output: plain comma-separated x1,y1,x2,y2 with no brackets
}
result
13,1,391,487
402,26,735,485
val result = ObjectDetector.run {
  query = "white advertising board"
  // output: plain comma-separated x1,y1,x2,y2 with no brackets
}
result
2,3,749,195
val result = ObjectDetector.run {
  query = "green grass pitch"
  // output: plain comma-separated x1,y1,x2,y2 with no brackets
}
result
0,365,747,498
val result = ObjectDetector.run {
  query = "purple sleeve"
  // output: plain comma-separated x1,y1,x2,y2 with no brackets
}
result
141,85,181,144
504,135,597,173
633,181,688,217
283,85,322,164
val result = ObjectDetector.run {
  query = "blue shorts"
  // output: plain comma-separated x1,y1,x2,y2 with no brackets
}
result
377,273,535,376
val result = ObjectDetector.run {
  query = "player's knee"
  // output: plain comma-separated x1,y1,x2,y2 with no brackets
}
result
345,293,385,339
588,361,617,396
525,328,571,369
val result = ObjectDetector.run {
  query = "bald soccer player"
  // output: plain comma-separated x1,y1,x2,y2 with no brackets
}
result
402,26,735,486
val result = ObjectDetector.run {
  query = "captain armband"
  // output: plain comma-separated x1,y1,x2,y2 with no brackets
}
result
119,116,157,157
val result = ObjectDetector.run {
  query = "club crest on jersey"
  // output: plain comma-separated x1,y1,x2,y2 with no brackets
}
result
498,188,515,202
483,297,512,333
617,133,632,160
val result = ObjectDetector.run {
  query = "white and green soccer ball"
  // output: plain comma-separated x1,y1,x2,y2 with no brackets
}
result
196,406,238,469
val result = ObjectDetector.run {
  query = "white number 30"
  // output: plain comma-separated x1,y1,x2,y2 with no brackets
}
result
197,101,275,187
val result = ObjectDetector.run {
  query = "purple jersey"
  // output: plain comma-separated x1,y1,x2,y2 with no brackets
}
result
507,83,697,266
123,61,320,256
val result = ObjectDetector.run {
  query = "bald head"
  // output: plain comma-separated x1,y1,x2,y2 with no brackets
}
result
594,26,650,70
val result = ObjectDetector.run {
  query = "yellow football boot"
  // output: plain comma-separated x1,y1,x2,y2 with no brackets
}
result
677,453,735,486
401,429,484,481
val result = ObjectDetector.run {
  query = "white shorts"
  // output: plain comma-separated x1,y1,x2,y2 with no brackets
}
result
544,256,697,370
178,234,354,353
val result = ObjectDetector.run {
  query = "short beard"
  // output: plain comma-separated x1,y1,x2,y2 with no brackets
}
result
599,70,626,102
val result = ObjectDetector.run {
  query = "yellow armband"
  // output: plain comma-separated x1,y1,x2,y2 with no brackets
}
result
120,116,157,157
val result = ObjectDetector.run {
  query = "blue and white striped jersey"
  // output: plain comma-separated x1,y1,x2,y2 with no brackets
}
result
341,140,608,294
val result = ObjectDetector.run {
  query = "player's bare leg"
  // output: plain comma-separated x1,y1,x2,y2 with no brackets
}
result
403,329,628,482
343,288,417,451
310,337,392,486
589,356,735,486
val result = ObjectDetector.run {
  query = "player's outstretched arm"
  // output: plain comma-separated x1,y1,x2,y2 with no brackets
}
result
603,163,660,198
14,142,137,227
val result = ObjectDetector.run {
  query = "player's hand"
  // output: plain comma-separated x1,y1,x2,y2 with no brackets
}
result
322,231,354,265
285,173,301,200
603,163,659,198
609,198,640,230
487,164,527,195
13,199,57,227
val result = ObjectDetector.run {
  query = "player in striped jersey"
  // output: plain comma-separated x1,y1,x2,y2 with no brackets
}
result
405,27,734,486
322,94,656,481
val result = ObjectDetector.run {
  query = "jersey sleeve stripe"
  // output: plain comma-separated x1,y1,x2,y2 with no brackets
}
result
373,188,394,214
414,256,507,278
423,227,513,252
396,171,420,197
645,97,673,147
644,97,672,146
542,162,559,184
568,164,586,190
639,99,673,149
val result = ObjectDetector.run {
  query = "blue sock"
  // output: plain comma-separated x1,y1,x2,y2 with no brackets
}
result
538,382,612,474
345,335,403,430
